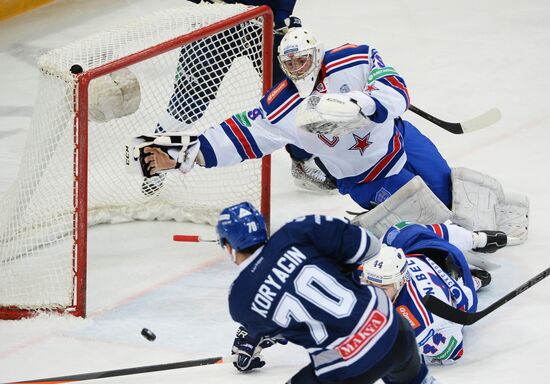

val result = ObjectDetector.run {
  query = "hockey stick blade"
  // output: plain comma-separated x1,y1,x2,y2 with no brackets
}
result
422,266,550,325
10,355,235,383
409,104,501,134
460,107,501,133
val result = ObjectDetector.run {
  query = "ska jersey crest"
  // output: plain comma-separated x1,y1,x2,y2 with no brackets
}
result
315,81,327,94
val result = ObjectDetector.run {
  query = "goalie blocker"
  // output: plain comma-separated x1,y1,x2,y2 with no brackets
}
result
125,133,202,178
352,167,529,242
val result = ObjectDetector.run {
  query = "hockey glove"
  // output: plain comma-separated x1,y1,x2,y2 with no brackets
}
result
275,16,302,35
296,93,374,136
231,326,287,372
126,133,200,177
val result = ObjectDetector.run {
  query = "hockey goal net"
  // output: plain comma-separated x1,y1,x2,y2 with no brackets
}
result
0,4,273,319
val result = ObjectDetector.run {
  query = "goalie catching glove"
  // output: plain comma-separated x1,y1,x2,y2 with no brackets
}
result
231,326,287,372
296,92,376,136
125,133,201,178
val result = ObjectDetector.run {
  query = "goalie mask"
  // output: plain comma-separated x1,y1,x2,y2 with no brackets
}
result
361,245,408,299
278,27,325,98
216,202,268,262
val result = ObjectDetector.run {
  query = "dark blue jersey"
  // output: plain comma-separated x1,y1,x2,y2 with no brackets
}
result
228,215,399,381
222,0,296,28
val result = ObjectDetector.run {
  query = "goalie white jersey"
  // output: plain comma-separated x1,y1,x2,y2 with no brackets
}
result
197,44,410,184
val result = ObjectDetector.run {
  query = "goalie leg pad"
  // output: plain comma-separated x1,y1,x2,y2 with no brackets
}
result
496,192,529,241
351,176,452,238
450,167,529,242
450,167,504,231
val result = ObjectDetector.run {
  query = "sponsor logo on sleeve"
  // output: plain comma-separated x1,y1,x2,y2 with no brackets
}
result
336,310,387,360
367,67,399,84
267,80,288,105
234,111,251,127
330,44,359,54
396,305,421,329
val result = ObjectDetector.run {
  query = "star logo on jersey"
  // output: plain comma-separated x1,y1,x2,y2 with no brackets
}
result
366,84,378,94
348,133,372,156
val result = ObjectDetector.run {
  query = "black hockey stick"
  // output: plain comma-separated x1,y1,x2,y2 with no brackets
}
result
422,266,550,325
409,104,501,134
10,355,234,383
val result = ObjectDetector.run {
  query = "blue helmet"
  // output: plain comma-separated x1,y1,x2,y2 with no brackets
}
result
216,202,268,251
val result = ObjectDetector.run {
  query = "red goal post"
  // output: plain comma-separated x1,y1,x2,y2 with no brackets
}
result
0,4,273,319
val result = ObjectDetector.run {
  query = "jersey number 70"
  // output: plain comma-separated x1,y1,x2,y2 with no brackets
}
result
272,265,357,344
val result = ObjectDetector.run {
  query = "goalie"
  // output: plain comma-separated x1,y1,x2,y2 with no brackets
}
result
128,27,528,241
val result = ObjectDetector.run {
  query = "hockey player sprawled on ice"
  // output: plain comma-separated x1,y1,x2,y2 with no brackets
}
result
359,221,507,365
129,26,529,241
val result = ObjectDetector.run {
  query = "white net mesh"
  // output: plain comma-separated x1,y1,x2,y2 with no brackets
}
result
0,4,267,313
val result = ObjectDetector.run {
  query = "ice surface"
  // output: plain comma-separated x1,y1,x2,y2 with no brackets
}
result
1,0,549,382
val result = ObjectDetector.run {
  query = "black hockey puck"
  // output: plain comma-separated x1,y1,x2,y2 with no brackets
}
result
141,327,156,341
70,64,84,74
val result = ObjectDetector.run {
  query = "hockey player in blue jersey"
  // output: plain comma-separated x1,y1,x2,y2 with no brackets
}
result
360,221,506,365
217,201,438,383
133,26,529,240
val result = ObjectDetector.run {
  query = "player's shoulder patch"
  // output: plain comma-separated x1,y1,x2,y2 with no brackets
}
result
260,79,301,124
265,79,290,104
325,44,371,76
